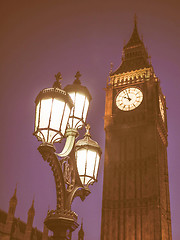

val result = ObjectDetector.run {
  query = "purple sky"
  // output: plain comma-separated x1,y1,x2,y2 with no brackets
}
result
1,1,180,239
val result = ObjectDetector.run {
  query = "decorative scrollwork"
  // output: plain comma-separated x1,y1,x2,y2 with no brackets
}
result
38,143,66,210
38,142,90,212
61,156,75,192
47,209,78,222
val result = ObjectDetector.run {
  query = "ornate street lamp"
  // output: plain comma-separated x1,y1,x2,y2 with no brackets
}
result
33,72,102,240
34,73,73,143
75,124,101,186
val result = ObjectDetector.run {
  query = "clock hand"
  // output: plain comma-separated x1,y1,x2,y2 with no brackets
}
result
125,90,131,101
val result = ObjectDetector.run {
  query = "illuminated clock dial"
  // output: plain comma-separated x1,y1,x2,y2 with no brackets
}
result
159,96,165,121
116,87,143,111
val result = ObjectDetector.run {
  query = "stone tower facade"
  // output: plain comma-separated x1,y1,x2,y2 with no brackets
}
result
101,19,172,240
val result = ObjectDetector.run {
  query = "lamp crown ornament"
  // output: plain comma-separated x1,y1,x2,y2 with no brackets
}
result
85,124,91,137
74,71,81,85
53,72,62,89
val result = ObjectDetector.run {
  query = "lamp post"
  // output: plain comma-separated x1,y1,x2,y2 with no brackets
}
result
33,72,102,240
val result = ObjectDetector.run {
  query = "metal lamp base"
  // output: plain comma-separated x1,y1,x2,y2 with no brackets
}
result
45,210,79,240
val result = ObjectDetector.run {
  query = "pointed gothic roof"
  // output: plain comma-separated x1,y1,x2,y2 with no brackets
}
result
10,186,17,203
112,17,151,75
78,219,84,239
28,199,35,215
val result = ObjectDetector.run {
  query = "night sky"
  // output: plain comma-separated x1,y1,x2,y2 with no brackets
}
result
1,1,180,239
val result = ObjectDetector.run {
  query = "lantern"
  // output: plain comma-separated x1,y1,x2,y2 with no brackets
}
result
34,73,73,143
75,125,102,185
64,72,92,129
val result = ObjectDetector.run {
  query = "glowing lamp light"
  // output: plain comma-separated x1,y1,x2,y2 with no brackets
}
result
64,72,92,129
75,125,102,185
34,73,73,143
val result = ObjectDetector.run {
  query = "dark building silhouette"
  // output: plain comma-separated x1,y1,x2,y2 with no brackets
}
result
0,187,50,240
101,18,172,240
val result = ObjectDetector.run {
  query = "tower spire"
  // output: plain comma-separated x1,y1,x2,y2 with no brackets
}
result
111,16,150,75
134,14,137,27
29,198,35,214
9,185,17,205
25,198,35,240
12,184,17,200
125,15,141,48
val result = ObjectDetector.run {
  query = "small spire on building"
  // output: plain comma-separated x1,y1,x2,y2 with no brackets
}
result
31,198,35,209
26,198,35,229
28,198,35,215
10,185,17,202
78,218,84,240
14,184,17,196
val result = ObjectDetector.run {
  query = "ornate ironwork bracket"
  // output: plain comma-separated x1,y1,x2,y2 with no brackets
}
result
37,142,90,239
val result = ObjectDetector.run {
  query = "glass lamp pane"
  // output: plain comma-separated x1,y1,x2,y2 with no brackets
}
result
86,150,96,178
83,98,89,122
77,149,86,177
50,99,65,130
39,99,52,128
69,92,87,128
69,92,75,128
35,102,40,131
61,104,70,135
94,154,100,179
74,93,85,119
68,102,73,128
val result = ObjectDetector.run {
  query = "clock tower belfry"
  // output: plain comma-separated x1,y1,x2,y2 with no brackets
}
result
101,18,172,240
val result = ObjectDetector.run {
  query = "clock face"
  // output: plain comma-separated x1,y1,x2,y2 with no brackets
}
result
116,87,143,111
159,96,165,121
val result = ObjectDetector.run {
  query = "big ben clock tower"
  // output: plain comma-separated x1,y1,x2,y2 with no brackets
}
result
101,18,172,240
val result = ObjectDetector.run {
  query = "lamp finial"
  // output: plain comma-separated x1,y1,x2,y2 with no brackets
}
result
85,124,91,137
53,72,62,88
74,71,81,84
